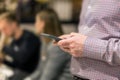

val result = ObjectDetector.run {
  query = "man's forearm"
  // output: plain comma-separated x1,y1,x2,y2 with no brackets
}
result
82,37,120,66
82,37,108,61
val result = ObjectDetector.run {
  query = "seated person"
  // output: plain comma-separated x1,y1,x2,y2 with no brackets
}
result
0,12,41,80
25,8,72,80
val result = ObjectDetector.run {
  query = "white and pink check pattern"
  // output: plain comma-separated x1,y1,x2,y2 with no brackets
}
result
71,0,120,80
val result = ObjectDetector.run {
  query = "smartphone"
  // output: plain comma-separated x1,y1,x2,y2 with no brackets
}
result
40,33,62,42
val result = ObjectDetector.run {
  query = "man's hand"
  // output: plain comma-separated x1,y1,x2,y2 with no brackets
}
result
57,33,87,57
54,34,72,44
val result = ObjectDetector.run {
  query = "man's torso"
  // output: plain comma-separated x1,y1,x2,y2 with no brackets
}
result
71,0,120,80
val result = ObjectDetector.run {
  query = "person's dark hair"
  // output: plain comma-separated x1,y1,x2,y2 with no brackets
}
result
0,12,20,25
36,8,63,37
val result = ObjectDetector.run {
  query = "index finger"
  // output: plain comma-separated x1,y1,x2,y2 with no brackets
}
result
57,38,73,47
59,34,72,39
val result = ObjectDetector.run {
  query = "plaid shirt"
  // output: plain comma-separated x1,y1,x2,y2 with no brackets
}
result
71,0,120,80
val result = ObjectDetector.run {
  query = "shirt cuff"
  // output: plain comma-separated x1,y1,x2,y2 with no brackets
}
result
82,37,108,61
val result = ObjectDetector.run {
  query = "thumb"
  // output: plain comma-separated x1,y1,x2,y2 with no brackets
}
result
58,38,73,47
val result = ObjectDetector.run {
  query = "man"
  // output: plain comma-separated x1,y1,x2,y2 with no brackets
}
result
57,0,120,80
0,12,41,79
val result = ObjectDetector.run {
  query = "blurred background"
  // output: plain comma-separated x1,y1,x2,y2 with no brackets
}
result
0,0,83,80
0,0,82,33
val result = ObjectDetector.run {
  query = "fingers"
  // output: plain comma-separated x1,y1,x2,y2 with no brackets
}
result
57,38,73,47
60,46,70,53
55,33,85,57
54,33,76,44
53,34,70,46
58,40,69,48
70,32,78,36
54,34,71,44
59,34,72,39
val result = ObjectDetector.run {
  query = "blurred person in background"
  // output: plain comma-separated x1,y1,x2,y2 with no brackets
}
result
5,0,18,12
36,8,72,80
25,8,72,80
17,0,37,22
0,12,41,80
0,0,6,13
